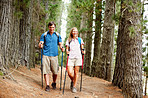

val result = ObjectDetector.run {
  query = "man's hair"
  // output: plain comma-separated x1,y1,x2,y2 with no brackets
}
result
48,21,56,28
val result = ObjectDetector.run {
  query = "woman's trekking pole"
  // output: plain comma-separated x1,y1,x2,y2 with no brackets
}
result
41,47,43,88
60,52,63,90
80,49,84,91
63,54,69,94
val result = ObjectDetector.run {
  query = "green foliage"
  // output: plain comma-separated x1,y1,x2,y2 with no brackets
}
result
143,66,148,78
129,26,136,38
23,0,31,8
143,47,146,53
144,66,148,72
141,18,148,34
14,0,30,9
75,0,94,12
47,1,63,32
67,1,81,30
113,1,121,25
67,0,95,33
14,0,31,19
14,11,23,19
0,71,3,76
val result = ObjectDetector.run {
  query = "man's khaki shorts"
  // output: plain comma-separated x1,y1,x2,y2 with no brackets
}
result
42,55,59,74
68,58,82,66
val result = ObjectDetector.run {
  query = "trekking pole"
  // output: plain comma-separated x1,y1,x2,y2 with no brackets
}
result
80,49,84,91
41,47,43,88
60,51,63,90
63,54,69,94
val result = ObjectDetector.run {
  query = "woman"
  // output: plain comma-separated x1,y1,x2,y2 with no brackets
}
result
66,27,85,93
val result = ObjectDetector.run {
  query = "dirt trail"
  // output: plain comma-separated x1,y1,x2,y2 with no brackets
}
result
0,65,124,98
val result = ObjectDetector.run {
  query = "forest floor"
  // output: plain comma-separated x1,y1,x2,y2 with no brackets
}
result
0,65,147,98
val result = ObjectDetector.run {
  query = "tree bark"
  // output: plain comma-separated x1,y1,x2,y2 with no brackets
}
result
99,0,115,81
19,0,33,68
0,0,20,66
84,11,93,76
91,0,102,77
0,0,35,69
112,0,143,97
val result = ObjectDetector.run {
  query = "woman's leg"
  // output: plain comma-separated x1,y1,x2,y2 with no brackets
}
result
73,66,80,87
67,66,74,81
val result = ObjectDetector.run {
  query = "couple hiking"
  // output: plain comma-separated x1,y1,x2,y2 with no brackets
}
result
38,21,85,93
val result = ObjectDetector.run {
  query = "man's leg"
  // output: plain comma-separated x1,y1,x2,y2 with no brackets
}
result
51,74,57,89
42,55,51,91
44,74,50,91
44,74,50,85
53,74,57,83
50,56,58,89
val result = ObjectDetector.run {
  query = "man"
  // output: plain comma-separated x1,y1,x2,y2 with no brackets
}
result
39,21,64,91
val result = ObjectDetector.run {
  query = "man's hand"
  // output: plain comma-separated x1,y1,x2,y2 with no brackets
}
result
39,41,44,48
61,47,65,52
59,42,65,52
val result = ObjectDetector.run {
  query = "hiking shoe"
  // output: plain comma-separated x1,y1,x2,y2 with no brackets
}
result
45,85,50,91
72,87,77,93
51,83,56,89
70,81,73,89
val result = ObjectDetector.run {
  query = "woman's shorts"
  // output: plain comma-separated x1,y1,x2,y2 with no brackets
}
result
68,58,82,66
42,55,59,74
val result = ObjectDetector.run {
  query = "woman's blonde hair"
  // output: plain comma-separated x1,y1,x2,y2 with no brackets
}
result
68,27,78,42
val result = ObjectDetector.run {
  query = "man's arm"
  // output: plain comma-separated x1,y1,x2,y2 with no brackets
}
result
59,42,65,52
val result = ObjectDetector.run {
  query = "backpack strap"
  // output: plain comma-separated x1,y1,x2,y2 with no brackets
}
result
78,37,81,46
55,32,59,38
44,31,48,37
44,31,59,43
78,37,81,51
44,31,59,37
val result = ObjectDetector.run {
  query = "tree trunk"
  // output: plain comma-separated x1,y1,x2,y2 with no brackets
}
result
0,0,35,69
113,0,143,97
91,0,102,77
0,0,20,66
84,11,93,76
19,0,33,68
99,0,115,81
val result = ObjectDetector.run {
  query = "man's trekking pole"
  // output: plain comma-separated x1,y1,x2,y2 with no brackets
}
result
60,51,63,90
62,54,69,94
41,43,43,88
41,48,43,88
80,49,84,91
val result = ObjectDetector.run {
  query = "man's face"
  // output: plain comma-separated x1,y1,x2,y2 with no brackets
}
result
49,24,55,33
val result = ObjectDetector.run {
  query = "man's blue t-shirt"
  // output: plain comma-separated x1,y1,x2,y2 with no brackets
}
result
40,31,62,56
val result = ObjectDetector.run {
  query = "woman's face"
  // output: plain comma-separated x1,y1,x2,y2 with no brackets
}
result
72,29,78,37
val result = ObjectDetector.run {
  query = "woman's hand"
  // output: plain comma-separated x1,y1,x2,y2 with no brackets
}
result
66,51,70,55
82,49,85,55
